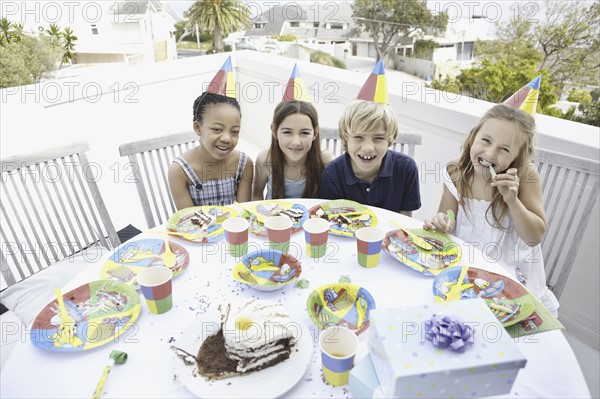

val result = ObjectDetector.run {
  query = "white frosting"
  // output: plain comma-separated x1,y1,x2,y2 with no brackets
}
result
222,299,298,372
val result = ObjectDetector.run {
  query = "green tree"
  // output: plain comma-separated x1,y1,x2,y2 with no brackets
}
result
0,34,61,88
457,59,557,114
574,101,600,127
186,0,251,53
46,23,62,47
352,0,447,61
567,89,593,103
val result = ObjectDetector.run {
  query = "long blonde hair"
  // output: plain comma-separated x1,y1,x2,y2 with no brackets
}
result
450,104,536,228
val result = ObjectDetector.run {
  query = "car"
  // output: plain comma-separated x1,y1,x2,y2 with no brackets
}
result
235,37,257,51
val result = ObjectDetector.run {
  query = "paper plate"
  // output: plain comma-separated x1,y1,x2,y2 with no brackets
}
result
30,280,141,352
382,228,461,276
308,200,377,237
242,200,308,237
167,206,239,243
232,249,302,291
432,266,536,327
173,309,313,398
306,283,376,335
101,238,190,288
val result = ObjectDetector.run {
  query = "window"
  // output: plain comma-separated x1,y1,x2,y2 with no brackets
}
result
290,21,300,28
313,21,319,28
254,22,265,29
329,23,344,30
91,24,98,35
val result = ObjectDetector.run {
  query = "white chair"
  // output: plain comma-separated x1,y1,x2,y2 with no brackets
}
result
0,142,120,289
535,148,600,299
118,131,201,229
319,127,423,159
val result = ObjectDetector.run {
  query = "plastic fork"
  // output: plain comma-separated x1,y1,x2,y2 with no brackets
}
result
390,220,434,250
162,234,177,269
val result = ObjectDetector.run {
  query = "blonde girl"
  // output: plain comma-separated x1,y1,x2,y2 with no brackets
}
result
423,104,559,315
253,100,333,200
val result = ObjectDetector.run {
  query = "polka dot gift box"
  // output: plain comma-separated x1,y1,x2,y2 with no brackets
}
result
365,298,526,398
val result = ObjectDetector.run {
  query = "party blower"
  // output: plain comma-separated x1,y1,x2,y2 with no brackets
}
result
92,350,128,399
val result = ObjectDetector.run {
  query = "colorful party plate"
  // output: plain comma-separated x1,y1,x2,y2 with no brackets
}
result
308,200,377,237
233,249,302,291
382,228,461,276
306,283,376,335
242,200,308,237
167,206,238,243
432,266,536,327
101,238,190,288
31,280,141,352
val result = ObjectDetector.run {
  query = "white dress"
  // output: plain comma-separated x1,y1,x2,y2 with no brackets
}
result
445,178,560,316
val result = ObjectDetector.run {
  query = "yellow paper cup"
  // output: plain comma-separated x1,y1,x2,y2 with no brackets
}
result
355,227,385,268
319,326,358,386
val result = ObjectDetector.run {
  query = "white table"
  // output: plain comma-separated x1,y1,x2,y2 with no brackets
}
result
1,199,590,398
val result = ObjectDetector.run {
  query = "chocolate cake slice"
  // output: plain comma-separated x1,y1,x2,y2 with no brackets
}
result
194,299,298,380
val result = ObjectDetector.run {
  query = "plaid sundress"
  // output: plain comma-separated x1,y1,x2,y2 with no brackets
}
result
173,152,248,206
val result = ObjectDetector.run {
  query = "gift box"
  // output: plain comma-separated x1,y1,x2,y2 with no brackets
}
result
349,354,385,399
368,298,527,398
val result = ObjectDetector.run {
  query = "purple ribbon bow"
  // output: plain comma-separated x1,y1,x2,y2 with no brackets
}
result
424,314,474,353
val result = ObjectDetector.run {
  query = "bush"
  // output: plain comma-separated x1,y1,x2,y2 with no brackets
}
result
309,50,346,69
0,34,60,88
272,34,296,42
567,89,592,103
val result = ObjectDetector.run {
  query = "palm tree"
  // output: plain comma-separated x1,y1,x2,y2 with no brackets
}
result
0,17,12,45
187,0,251,53
61,27,78,67
46,23,62,47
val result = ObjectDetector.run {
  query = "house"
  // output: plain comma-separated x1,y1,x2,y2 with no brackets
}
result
8,0,180,65
392,16,492,80
244,1,355,59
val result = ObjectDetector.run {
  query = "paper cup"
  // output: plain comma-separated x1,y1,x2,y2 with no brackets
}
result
264,215,293,253
222,217,249,257
136,266,173,314
303,217,330,258
319,326,359,386
355,227,385,268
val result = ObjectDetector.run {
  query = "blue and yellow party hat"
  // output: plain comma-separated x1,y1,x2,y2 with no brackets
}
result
503,75,541,116
356,58,389,104
207,56,236,98
282,64,311,102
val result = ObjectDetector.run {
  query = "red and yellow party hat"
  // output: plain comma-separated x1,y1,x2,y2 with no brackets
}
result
503,75,541,116
282,64,311,102
206,56,236,98
357,58,389,104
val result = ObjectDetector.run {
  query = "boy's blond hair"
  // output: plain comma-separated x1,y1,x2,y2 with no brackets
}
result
338,99,398,151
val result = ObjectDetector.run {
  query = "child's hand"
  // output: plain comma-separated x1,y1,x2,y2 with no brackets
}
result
491,168,519,204
423,212,455,233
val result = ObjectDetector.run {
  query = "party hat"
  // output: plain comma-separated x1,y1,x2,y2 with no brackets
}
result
282,64,311,102
503,75,541,116
356,58,389,104
206,56,236,98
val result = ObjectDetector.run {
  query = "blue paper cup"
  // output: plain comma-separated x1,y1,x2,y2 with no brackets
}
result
319,326,359,386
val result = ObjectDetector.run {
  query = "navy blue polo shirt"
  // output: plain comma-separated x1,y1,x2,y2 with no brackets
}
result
320,150,421,213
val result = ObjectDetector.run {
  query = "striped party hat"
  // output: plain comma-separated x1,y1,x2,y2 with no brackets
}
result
282,64,311,102
206,56,236,98
357,58,389,104
503,75,541,116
